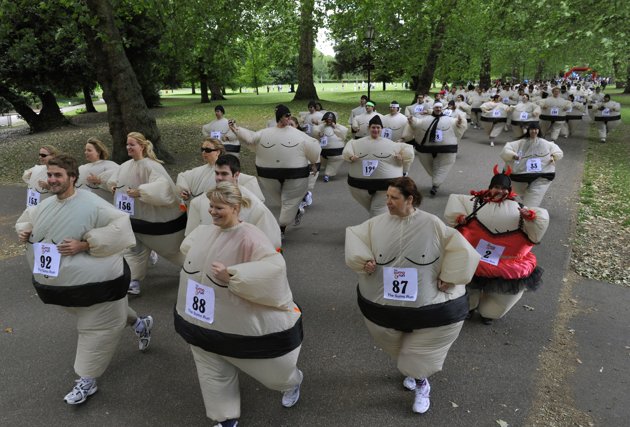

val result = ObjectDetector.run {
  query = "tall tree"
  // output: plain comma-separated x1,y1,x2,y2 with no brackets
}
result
293,0,318,100
83,0,170,163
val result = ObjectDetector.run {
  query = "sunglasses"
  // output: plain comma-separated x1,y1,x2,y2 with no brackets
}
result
39,153,49,158
201,147,220,153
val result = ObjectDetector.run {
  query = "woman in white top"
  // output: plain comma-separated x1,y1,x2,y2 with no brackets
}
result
77,138,120,203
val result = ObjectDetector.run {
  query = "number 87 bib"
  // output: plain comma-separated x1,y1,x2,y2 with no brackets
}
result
383,267,418,301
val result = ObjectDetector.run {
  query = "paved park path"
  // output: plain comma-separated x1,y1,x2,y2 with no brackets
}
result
1,120,627,426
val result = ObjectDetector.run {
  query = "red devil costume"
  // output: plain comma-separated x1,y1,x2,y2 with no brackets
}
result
444,166,549,323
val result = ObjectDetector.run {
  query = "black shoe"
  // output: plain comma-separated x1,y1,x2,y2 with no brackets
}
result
480,316,493,325
430,186,438,196
465,310,474,320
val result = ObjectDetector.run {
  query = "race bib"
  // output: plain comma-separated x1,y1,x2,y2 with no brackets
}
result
304,124,312,135
115,193,135,215
443,109,452,116
492,109,501,117
33,243,61,277
414,105,424,114
185,279,215,324
475,239,505,266
381,128,393,139
526,158,542,172
602,108,610,116
26,189,40,207
503,97,510,104
210,131,222,139
519,111,529,120
320,136,328,147
550,107,559,116
435,129,443,142
383,267,418,301
362,160,379,177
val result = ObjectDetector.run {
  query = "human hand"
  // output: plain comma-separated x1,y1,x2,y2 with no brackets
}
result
126,188,141,198
363,259,376,274
38,180,49,190
57,238,89,256
211,262,230,282
437,279,454,293
86,174,101,185
180,190,191,201
18,230,32,243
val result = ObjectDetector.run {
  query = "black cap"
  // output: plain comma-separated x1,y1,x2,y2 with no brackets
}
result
368,115,383,127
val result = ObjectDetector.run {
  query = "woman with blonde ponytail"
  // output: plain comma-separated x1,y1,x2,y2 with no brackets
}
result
107,132,186,295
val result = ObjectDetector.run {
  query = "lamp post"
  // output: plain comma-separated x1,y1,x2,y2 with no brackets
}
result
365,25,375,100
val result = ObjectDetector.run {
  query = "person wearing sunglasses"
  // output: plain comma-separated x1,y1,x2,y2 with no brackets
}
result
176,138,226,202
22,144,60,207
230,104,321,237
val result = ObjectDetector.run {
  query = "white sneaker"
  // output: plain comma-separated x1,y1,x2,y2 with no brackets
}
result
64,377,97,405
403,376,417,391
489,141,494,147
213,420,238,427
412,378,431,414
149,250,159,265
294,206,305,226
304,191,313,206
128,280,141,295
134,315,153,352
282,371,302,408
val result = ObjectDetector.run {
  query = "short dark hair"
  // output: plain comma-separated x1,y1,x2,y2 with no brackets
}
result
47,153,79,181
360,95,368,100
388,177,422,207
215,154,241,175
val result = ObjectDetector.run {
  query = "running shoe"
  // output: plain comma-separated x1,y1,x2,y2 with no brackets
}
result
128,280,141,295
412,378,431,414
135,315,154,352
63,377,97,405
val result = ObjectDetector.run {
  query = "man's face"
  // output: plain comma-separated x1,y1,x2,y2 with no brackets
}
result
47,165,75,199
369,124,382,138
215,165,238,184
215,110,223,120
552,88,560,97
432,105,442,115
308,105,316,113
360,97,367,106
389,106,398,115
366,105,374,113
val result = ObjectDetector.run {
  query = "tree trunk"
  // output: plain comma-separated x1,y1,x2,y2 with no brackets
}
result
479,49,491,89
625,59,630,94
200,73,210,103
0,84,69,132
209,80,226,100
413,1,456,97
83,86,97,113
414,19,447,95
84,0,170,163
293,0,318,101
534,59,545,81
382,81,386,91
191,81,196,94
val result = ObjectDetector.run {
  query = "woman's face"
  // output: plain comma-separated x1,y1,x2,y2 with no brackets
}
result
38,148,53,165
209,200,239,228
201,141,220,165
126,137,144,160
528,127,540,138
84,143,100,163
386,186,413,217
